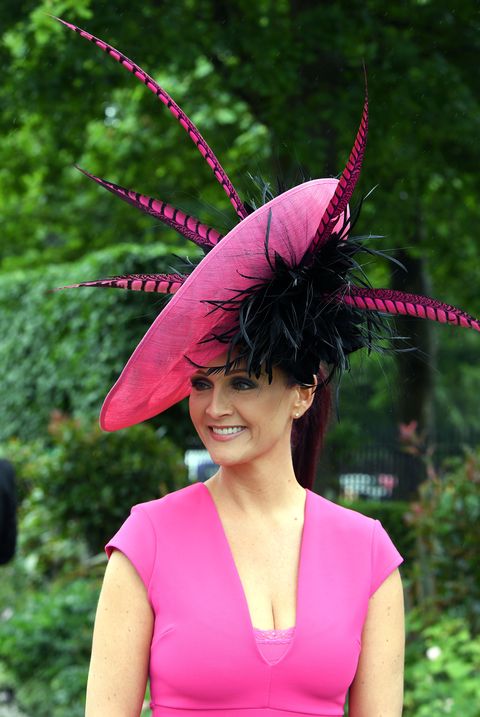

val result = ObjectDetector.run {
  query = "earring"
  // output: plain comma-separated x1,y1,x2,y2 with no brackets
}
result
295,412,300,418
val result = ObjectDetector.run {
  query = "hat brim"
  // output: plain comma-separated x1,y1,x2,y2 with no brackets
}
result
100,178,341,430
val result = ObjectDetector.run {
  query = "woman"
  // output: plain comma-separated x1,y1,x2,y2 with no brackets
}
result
90,359,404,717
54,17,479,717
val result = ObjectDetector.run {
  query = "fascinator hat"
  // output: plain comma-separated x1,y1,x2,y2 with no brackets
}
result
55,18,480,432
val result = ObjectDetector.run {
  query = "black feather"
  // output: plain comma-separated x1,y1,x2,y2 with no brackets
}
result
198,205,398,384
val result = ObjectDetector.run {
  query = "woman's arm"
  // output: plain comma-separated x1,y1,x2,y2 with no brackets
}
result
85,549,154,717
348,567,405,717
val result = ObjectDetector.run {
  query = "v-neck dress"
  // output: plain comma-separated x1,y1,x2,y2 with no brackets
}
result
106,482,403,716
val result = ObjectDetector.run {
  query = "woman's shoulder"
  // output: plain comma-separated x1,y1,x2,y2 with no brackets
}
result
310,492,403,584
311,491,378,534
131,481,203,521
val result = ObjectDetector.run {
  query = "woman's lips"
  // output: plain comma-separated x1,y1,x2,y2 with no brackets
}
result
208,426,246,442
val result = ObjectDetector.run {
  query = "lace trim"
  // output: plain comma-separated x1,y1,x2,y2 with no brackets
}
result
253,626,295,644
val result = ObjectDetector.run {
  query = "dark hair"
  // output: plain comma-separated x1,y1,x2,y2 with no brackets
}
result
289,369,331,491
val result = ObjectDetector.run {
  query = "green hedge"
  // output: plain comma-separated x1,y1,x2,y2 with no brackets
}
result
0,577,98,717
2,414,188,557
0,413,187,716
0,242,195,444
404,610,480,716
405,448,480,633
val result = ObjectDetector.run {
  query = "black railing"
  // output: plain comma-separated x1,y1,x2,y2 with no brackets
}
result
320,431,480,501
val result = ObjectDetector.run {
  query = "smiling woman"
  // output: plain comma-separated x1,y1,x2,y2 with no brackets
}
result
52,14,479,717
188,357,331,490
91,351,405,717
189,359,315,469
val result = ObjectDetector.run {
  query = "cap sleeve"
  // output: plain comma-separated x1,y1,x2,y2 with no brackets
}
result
105,504,156,593
369,519,404,597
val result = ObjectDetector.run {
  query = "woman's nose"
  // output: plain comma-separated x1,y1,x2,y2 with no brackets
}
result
205,386,232,417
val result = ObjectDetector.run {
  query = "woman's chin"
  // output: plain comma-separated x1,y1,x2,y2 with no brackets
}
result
208,449,245,468
206,443,254,469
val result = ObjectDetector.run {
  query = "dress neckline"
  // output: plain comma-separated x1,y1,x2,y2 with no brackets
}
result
198,480,310,666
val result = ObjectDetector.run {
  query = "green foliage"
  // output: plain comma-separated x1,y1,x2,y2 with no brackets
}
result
436,328,480,435
0,433,92,585
2,0,480,306
1,4,480,709
0,410,187,713
405,448,480,632
0,0,268,270
0,437,56,504
43,413,187,553
15,487,90,586
0,577,98,717
2,413,187,556
2,0,480,444
0,242,196,444
404,610,480,716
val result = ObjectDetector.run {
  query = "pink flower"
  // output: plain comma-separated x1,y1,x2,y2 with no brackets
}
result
399,420,418,443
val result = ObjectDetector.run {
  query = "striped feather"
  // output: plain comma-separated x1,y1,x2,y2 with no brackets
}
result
76,167,222,250
339,287,480,332
55,273,186,295
312,82,368,250
53,16,248,220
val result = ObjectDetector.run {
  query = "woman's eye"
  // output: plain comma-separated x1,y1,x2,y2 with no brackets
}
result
190,378,211,391
232,379,256,391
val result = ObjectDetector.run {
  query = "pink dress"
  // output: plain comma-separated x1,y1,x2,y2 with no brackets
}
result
106,482,403,716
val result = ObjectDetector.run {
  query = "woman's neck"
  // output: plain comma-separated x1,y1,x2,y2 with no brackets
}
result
205,460,305,521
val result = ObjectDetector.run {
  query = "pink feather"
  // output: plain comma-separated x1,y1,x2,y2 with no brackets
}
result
54,273,186,295
312,82,368,250
76,167,222,250
52,16,247,220
338,287,480,332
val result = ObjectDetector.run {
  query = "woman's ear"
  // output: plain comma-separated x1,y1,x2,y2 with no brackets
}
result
292,375,317,419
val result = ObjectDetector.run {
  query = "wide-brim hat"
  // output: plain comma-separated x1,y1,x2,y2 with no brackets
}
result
101,179,344,430
55,18,480,432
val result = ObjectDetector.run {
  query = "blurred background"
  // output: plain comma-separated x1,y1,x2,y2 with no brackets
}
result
0,1,479,715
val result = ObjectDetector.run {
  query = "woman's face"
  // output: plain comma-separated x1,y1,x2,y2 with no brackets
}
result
188,355,307,468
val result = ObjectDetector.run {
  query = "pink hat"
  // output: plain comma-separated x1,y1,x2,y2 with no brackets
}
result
55,18,480,431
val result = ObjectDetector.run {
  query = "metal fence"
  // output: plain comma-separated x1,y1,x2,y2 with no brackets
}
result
326,431,480,502
333,444,424,501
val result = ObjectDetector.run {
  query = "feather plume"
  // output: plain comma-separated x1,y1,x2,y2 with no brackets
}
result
312,81,368,251
53,16,247,219
76,167,222,251
199,212,394,383
55,273,186,294
339,287,480,332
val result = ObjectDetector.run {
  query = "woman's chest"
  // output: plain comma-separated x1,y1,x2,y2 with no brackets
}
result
146,487,369,709
220,517,305,630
